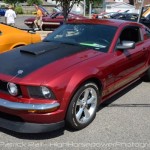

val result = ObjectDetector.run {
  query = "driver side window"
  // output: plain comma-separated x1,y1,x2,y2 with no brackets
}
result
118,26,142,44
145,28,150,38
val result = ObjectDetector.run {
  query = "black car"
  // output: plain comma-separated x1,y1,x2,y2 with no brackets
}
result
111,13,139,21
111,13,150,28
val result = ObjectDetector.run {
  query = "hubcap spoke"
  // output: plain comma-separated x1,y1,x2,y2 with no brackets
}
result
76,100,83,106
76,107,84,121
83,89,90,101
83,107,90,118
87,96,95,105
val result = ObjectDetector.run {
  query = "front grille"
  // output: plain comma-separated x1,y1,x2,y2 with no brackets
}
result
0,111,24,122
0,80,8,93
0,80,22,96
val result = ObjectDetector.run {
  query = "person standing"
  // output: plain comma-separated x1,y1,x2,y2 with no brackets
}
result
5,5,16,26
34,5,43,30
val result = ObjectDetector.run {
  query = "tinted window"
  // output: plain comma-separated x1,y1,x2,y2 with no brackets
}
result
127,14,138,21
119,26,142,43
44,24,117,52
146,14,150,20
145,28,150,38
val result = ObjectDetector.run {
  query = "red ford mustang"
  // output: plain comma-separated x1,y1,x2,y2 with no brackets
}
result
0,19,150,133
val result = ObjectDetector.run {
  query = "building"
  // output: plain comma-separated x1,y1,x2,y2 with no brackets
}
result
105,0,150,9
0,1,8,7
105,1,135,13
134,0,150,9
43,0,150,14
105,0,150,13
45,0,84,14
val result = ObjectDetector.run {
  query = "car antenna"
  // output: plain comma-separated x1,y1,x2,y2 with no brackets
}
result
9,70,24,81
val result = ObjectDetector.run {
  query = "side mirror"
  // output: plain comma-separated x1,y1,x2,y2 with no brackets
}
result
116,40,135,50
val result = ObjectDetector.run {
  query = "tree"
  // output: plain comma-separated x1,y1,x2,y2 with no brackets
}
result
3,0,26,7
86,0,103,14
55,0,81,22
55,0,102,22
27,0,43,6
88,0,102,5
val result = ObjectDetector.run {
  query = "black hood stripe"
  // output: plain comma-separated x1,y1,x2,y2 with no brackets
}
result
0,42,88,78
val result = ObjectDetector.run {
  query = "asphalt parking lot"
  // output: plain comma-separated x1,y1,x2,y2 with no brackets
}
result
0,15,150,150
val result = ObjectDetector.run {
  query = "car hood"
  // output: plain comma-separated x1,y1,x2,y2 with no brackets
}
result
0,42,102,84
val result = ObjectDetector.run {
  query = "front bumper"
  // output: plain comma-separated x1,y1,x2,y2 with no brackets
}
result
0,98,65,133
0,117,64,133
0,98,60,111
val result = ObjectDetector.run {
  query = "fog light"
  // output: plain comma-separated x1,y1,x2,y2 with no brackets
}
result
7,82,18,96
28,107,59,113
41,86,51,99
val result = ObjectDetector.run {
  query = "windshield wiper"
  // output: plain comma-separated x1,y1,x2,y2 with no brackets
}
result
61,41,80,46
43,39,80,46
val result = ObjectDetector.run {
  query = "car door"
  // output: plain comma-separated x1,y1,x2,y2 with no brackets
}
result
113,25,148,90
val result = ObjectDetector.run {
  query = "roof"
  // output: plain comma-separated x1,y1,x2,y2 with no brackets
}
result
68,19,127,27
68,19,144,28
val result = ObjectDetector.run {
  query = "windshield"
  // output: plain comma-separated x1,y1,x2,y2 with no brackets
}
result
43,24,117,52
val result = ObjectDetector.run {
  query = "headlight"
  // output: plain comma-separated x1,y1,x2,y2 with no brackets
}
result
7,82,18,96
41,86,51,99
28,86,56,99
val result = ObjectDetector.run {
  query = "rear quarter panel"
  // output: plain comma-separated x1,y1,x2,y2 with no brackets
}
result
142,27,150,66
31,33,41,43
0,30,41,53
0,33,29,52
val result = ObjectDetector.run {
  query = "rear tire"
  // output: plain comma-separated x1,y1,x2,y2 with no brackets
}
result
66,82,100,130
143,68,150,81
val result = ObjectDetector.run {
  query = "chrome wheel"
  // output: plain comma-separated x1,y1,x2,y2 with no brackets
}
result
75,87,97,124
66,82,100,130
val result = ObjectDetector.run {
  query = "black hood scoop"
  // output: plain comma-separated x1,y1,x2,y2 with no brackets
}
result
20,42,60,55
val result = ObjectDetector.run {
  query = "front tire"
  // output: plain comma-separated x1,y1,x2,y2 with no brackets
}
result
66,82,100,130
